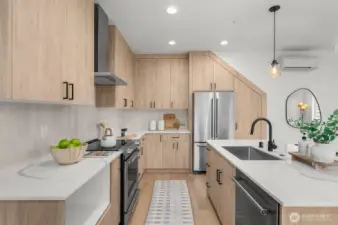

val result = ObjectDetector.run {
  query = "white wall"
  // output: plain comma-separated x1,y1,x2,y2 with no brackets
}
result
216,51,338,148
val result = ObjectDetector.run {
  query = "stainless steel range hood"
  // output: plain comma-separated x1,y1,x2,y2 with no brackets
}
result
94,4,127,86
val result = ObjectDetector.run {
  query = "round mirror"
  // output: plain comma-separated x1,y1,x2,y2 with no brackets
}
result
286,88,322,128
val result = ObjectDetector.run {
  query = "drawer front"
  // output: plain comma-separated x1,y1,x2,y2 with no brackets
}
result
162,134,190,141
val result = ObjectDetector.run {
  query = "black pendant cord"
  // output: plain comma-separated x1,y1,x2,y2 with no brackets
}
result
273,11,276,61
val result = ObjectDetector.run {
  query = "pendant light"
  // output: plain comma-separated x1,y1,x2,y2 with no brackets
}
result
269,5,281,78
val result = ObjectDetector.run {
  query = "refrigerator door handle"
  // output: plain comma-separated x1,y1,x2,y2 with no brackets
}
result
215,98,219,138
211,98,214,139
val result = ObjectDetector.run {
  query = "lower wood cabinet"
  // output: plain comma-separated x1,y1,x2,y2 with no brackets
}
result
143,133,190,170
139,135,146,179
207,146,235,225
144,134,163,169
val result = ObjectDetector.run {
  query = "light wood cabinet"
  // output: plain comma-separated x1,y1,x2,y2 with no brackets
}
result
235,78,263,139
135,59,155,108
175,136,190,169
96,26,135,108
154,59,171,109
135,56,189,109
0,0,94,105
191,54,234,92
162,138,176,168
191,55,214,91
214,61,234,91
161,134,190,169
139,135,146,180
109,158,121,225
144,134,162,169
207,146,235,225
143,134,190,170
170,59,189,109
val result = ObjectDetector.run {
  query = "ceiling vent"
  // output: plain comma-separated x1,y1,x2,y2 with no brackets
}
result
279,57,318,71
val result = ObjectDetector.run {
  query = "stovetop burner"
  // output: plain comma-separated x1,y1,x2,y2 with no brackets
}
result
86,139,135,151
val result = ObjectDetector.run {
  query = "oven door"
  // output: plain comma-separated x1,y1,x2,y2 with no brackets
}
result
124,149,140,211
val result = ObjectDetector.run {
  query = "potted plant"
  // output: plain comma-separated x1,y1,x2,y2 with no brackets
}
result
301,110,338,163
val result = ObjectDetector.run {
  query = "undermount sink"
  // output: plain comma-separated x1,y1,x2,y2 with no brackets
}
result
222,146,281,161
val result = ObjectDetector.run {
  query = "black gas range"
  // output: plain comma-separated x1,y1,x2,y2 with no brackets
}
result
86,138,140,225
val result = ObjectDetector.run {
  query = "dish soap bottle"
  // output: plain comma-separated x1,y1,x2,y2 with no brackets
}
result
298,133,308,155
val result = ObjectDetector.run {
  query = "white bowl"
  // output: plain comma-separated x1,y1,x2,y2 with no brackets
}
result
51,144,88,165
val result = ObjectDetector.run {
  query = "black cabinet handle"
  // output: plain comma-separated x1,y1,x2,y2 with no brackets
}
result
68,83,74,100
206,183,210,188
216,169,219,183
124,99,127,107
132,100,134,108
205,163,210,168
63,82,68,100
219,171,223,185
153,101,156,108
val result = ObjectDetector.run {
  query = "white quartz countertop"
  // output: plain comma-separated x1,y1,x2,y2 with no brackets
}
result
117,129,191,140
0,151,123,200
207,140,338,207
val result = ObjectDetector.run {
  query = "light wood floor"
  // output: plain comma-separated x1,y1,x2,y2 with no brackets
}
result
129,173,221,225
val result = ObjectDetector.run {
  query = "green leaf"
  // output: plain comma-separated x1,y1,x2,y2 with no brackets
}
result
329,135,336,142
334,110,338,116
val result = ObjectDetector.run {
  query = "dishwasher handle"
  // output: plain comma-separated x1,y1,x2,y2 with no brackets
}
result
232,177,268,216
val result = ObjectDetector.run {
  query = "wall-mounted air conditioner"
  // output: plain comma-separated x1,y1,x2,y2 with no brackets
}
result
279,57,318,71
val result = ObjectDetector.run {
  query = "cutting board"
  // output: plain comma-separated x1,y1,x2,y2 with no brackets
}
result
118,134,137,140
164,114,179,130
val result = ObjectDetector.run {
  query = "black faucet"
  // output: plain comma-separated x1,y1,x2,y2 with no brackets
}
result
250,117,277,152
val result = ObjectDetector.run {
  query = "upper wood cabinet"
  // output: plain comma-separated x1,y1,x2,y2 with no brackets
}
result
0,0,94,105
134,59,155,108
190,54,234,92
96,26,135,108
190,54,234,91
235,78,263,139
135,56,189,109
154,59,171,109
214,61,234,91
191,55,214,91
170,59,189,109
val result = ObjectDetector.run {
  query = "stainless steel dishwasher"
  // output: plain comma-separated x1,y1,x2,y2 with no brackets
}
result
233,169,279,225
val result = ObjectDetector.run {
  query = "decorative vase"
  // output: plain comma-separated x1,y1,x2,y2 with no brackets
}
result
311,143,336,164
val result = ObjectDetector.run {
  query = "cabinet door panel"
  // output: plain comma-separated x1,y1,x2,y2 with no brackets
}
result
214,62,234,91
12,0,62,102
145,134,162,169
191,55,214,91
135,59,155,108
69,0,94,105
154,59,171,109
175,139,189,169
162,139,175,169
235,78,262,139
170,59,189,109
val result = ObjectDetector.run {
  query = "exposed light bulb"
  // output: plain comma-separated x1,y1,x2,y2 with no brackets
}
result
270,60,281,78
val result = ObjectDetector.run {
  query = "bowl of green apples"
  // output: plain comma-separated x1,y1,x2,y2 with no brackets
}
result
51,138,88,165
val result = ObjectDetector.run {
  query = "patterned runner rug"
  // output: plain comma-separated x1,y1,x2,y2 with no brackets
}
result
145,180,195,225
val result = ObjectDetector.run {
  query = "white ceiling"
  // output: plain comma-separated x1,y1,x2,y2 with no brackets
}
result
98,0,338,54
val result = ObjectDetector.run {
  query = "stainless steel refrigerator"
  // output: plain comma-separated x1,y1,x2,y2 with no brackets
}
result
193,91,235,172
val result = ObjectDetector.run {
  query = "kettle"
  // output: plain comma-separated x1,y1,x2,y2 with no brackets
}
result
101,128,116,148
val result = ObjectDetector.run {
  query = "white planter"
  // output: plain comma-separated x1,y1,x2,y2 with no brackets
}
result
311,143,336,164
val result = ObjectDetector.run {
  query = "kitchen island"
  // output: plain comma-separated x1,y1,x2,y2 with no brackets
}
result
0,152,122,225
207,139,338,225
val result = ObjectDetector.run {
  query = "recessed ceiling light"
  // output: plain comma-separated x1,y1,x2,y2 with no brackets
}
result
220,40,229,46
166,6,178,14
168,40,176,45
